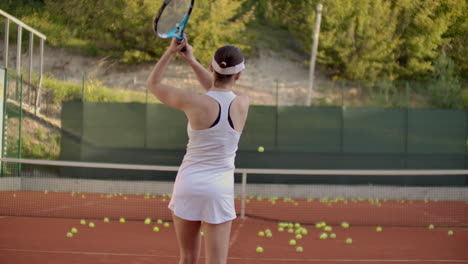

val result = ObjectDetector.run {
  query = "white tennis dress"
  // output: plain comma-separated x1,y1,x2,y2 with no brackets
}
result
168,91,241,224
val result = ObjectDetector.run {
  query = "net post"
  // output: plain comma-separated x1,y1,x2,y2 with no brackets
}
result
241,172,247,219
3,17,9,69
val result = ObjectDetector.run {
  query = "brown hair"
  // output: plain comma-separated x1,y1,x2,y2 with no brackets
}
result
213,45,244,86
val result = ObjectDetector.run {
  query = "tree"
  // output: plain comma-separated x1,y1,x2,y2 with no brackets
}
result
188,0,254,65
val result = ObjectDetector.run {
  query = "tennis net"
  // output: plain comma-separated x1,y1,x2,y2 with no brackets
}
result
0,158,467,227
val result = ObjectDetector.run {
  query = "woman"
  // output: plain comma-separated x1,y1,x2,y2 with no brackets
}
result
147,37,249,264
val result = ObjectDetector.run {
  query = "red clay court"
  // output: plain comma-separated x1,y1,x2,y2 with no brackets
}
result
0,190,467,264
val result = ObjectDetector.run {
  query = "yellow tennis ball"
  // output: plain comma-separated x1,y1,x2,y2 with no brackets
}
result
289,239,296,246
157,219,163,224
256,246,263,253
319,233,328,240
71,227,78,234
153,226,160,232
80,219,86,225
294,223,301,228
258,146,264,152
200,231,204,237
428,224,435,230
144,218,151,225
330,233,337,239
66,232,73,238
266,232,272,238
296,246,303,253
448,230,454,236
258,231,265,237
295,234,302,240
103,217,110,223
376,226,383,232
278,227,284,232
88,222,95,228
119,218,126,223
324,226,333,232
345,238,353,244
163,222,170,228
301,228,308,235
341,222,350,228
288,228,294,233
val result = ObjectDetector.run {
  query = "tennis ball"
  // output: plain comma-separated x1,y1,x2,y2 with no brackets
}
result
294,223,301,228
295,234,302,240
289,239,296,246
428,224,435,230
376,226,383,232
296,246,303,253
258,146,264,152
157,219,163,224
346,238,353,244
119,218,126,223
164,222,170,228
448,230,454,236
144,218,151,225
66,232,73,238
315,222,322,228
288,223,294,228
319,233,328,240
278,227,284,232
324,226,332,232
71,227,78,234
266,232,272,238
258,231,265,237
80,219,86,225
103,217,110,223
200,231,204,237
12,194,16,198
330,233,337,239
265,229,271,234
44,190,48,194
153,226,160,232
341,222,350,228
89,222,95,228
301,229,308,235
256,246,263,253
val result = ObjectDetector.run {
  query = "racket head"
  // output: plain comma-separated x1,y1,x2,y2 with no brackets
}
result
154,0,194,40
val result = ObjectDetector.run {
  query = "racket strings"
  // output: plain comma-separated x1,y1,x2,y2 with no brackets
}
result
157,0,191,35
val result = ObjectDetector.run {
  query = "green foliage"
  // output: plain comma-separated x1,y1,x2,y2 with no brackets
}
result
3,0,254,63
427,53,462,109
22,135,60,160
189,0,255,65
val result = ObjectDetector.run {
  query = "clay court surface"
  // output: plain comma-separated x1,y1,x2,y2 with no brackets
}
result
0,191,467,264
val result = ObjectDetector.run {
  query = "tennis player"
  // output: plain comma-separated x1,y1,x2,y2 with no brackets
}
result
147,37,249,264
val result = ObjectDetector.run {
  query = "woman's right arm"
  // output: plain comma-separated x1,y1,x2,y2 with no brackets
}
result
178,39,213,91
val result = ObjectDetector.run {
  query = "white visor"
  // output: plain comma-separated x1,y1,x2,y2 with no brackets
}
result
211,59,245,75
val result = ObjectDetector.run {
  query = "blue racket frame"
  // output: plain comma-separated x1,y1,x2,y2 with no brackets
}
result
154,0,194,41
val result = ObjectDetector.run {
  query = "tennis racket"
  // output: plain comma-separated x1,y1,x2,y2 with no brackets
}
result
154,0,194,46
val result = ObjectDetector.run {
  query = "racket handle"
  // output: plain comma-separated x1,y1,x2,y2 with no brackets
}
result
177,38,187,52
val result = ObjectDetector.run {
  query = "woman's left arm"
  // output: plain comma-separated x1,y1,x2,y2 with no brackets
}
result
147,39,195,111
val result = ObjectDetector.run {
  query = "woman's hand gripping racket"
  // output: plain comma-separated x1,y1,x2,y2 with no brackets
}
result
154,0,194,51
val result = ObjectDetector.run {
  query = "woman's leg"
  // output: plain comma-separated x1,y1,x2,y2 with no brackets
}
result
173,214,202,264
203,220,232,264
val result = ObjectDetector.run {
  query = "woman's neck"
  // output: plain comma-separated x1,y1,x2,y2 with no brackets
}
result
211,84,233,92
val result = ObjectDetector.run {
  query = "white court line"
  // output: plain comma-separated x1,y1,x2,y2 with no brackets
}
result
229,217,245,248
1,249,467,263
